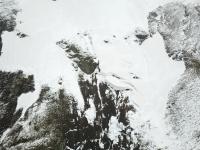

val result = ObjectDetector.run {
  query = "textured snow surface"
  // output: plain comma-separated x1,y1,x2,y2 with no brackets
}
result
108,116,124,144
1,0,200,149
85,98,96,125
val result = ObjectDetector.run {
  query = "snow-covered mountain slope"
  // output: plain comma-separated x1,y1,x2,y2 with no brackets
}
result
0,0,184,118
0,0,200,149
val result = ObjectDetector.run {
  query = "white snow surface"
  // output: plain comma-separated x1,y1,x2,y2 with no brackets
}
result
1,0,199,148
85,98,96,125
108,116,124,144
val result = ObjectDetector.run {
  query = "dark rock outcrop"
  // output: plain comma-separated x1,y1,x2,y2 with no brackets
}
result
56,39,99,74
0,86,74,150
134,28,149,45
0,70,34,136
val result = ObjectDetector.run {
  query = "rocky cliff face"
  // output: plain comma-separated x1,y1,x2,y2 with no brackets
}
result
146,2,200,149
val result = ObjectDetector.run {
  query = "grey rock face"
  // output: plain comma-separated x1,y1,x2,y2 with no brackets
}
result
148,2,200,67
0,0,18,54
147,2,200,149
56,38,99,74
166,68,200,149
0,71,34,136
1,87,72,150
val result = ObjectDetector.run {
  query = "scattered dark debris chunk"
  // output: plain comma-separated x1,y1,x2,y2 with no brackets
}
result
125,88,131,91
130,73,140,79
17,32,28,38
83,33,88,36
104,40,109,43
134,28,149,45
133,76,140,79
124,36,130,40
135,34,148,40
